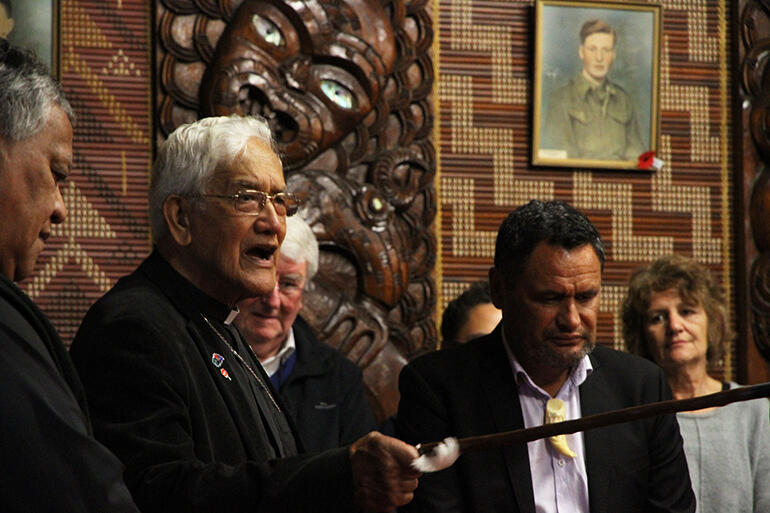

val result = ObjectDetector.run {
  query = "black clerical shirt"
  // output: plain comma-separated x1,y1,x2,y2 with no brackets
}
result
71,251,355,513
214,319,297,458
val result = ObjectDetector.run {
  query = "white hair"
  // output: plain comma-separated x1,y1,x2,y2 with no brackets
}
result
149,115,278,242
0,39,74,142
281,215,319,281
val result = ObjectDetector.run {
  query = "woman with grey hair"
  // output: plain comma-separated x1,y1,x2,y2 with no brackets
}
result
622,254,770,513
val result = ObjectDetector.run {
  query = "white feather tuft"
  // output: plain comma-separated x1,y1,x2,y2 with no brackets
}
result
411,437,460,472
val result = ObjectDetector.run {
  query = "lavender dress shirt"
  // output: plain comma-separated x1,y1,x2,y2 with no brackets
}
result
503,328,592,513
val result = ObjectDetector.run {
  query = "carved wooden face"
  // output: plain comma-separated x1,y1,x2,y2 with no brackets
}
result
176,0,436,421
200,0,395,170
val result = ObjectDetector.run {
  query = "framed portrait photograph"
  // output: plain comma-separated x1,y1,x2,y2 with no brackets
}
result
532,0,661,170
1,0,59,75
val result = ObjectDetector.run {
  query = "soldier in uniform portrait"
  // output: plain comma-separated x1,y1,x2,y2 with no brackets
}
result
541,19,644,161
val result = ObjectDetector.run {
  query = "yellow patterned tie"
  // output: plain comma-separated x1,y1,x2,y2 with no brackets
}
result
545,398,576,458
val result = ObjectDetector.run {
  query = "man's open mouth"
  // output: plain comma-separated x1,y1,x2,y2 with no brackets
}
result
246,245,276,262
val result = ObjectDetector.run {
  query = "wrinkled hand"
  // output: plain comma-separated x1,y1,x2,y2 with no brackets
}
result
350,432,422,512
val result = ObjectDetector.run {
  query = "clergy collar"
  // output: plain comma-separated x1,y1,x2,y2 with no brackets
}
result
140,249,240,325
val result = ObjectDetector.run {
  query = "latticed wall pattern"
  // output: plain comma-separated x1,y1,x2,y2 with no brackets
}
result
26,0,735,382
435,0,734,378
23,0,152,343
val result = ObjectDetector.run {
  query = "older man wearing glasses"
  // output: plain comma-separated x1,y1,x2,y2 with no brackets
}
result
70,115,421,513
236,215,377,453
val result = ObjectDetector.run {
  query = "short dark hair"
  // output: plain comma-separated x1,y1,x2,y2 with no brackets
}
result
493,199,605,279
580,19,616,46
0,0,11,17
622,254,730,368
441,280,493,348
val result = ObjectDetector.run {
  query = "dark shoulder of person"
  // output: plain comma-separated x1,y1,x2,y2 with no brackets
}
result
293,315,363,373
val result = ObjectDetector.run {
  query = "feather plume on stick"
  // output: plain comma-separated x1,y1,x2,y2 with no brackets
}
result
412,382,770,472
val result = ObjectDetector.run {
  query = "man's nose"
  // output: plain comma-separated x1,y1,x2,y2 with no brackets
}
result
52,183,67,224
557,300,581,330
262,283,282,308
255,198,284,235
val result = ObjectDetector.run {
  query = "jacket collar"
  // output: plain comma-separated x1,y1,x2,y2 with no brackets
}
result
288,315,334,378
139,249,237,326
475,327,537,513
573,72,617,100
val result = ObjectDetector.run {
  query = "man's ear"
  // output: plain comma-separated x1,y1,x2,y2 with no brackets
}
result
163,195,193,246
489,267,505,309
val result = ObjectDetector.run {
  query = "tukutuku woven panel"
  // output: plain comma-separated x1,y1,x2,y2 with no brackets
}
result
25,0,734,381
434,0,734,379
22,0,153,344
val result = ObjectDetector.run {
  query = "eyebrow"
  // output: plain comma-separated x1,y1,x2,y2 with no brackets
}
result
233,180,286,193
233,180,259,189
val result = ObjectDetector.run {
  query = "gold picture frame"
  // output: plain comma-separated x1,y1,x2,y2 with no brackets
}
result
2,0,59,76
532,0,661,170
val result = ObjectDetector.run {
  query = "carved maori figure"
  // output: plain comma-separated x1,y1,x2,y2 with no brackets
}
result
740,0,770,362
156,0,436,421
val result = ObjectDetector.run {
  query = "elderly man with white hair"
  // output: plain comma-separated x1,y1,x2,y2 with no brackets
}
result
70,114,421,513
236,216,377,453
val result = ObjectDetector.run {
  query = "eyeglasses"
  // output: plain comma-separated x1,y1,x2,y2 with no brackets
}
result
193,189,300,217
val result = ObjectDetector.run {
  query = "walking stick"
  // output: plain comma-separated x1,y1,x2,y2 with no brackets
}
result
413,382,770,472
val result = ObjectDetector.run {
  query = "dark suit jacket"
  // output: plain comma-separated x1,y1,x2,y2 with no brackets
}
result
278,315,377,453
396,328,695,513
0,274,138,513
70,251,355,513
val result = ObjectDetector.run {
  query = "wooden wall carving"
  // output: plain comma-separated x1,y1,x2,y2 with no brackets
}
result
155,0,436,421
738,0,770,372
41,0,762,425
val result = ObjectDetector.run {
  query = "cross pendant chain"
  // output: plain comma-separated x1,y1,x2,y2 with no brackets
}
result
201,314,282,412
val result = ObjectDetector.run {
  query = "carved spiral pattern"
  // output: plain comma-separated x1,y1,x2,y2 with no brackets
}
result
156,0,435,420
751,254,770,361
742,0,770,362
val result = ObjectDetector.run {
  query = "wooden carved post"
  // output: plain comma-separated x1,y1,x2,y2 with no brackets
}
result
738,0,770,375
155,0,436,421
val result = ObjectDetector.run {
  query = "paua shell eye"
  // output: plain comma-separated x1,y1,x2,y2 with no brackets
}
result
320,79,356,109
251,14,284,47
